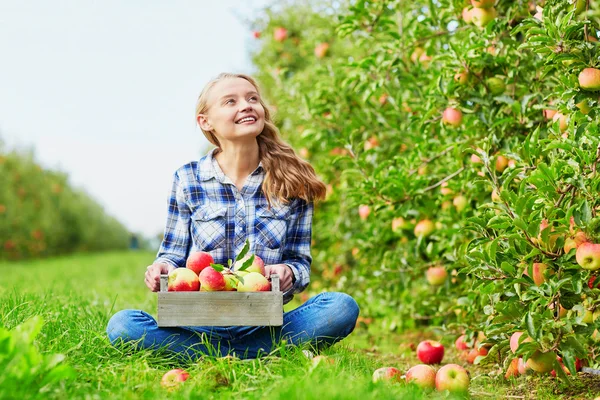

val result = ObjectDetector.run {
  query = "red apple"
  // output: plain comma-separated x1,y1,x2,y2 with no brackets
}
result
532,262,552,286
426,266,447,286
234,253,266,276
589,275,600,289
455,335,472,351
314,42,330,58
564,231,588,254
465,346,488,364
273,27,288,42
358,205,371,220
168,268,200,291
406,364,436,389
372,367,402,383
495,155,509,173
576,242,600,270
414,219,435,238
417,340,444,364
505,358,520,379
442,107,463,127
551,356,583,377
517,357,527,375
161,369,189,389
186,251,215,275
199,267,226,291
435,364,470,393
237,272,271,292
392,217,411,232
510,331,532,353
252,30,261,39
579,68,600,91
364,136,380,151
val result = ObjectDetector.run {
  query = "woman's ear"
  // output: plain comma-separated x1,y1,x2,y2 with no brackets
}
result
197,114,212,131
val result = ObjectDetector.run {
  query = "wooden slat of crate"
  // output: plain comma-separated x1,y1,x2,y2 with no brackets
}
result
157,273,283,327
157,291,283,327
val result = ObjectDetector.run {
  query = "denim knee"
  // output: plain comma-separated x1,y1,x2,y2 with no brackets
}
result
333,292,360,333
106,309,140,344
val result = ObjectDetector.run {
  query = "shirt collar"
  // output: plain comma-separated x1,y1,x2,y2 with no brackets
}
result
197,148,264,183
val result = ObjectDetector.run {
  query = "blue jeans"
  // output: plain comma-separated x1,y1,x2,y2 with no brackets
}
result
106,292,359,360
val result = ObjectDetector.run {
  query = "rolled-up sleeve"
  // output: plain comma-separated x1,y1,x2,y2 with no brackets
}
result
283,199,313,297
154,171,191,268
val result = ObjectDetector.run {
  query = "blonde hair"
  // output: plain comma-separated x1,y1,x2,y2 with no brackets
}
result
195,73,326,205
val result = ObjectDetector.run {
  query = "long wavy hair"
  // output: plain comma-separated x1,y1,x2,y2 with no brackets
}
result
195,73,326,205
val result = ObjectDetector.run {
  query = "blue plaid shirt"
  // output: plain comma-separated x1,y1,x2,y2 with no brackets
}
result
155,149,313,303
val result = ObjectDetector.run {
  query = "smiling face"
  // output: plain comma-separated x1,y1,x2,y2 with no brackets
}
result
197,77,266,144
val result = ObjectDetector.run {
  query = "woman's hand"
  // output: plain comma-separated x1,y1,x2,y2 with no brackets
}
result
145,262,176,292
264,264,294,292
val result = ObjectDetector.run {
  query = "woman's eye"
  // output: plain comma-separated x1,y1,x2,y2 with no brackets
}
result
249,96,258,102
226,99,235,105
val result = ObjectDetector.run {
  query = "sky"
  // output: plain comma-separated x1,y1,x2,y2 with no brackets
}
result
0,0,269,238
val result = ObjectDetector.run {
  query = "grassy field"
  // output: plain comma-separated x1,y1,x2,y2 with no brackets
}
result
1,251,599,399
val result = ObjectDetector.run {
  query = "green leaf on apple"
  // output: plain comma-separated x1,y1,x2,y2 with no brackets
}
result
235,240,251,262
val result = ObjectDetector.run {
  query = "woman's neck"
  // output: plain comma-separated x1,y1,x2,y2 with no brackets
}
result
214,141,260,188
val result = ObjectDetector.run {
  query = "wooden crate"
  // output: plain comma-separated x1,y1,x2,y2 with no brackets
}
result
157,274,283,327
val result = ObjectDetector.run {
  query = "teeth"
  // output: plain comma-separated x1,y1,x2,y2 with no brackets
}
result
237,117,255,124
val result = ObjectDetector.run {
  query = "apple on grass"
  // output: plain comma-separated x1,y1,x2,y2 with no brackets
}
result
435,364,469,393
161,369,189,389
372,367,402,383
576,243,600,270
405,364,436,389
311,355,335,367
186,251,214,275
199,267,226,291
417,340,444,364
168,268,200,292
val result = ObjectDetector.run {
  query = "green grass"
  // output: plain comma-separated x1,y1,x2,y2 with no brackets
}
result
1,251,598,399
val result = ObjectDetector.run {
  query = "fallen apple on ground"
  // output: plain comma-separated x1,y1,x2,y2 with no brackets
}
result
405,364,436,389
372,367,402,383
161,369,189,389
417,340,444,364
435,364,469,393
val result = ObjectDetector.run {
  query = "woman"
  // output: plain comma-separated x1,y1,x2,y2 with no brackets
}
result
106,73,359,360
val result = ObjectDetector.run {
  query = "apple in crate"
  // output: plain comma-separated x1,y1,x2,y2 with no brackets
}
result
237,272,271,292
186,251,214,275
160,368,189,389
222,272,238,291
199,267,226,291
234,253,266,276
168,268,199,291
416,340,444,364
